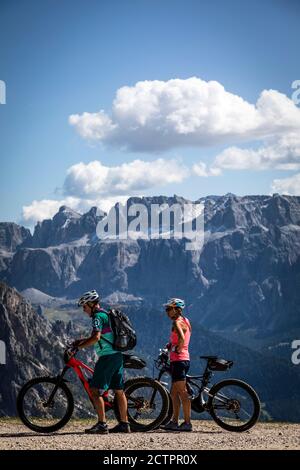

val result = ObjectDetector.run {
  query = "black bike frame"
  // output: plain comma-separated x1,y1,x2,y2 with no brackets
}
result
154,359,214,410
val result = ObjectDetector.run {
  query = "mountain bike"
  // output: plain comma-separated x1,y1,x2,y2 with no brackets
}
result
152,348,261,432
17,347,169,433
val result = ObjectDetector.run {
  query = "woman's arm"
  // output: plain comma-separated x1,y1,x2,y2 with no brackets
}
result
174,319,187,353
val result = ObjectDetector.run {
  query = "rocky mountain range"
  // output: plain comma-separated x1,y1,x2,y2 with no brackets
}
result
1,193,299,333
0,193,300,420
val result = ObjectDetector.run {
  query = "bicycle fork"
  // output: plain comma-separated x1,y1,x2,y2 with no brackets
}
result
44,366,70,407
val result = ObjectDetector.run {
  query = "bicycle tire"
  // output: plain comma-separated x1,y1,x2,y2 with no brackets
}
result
114,376,169,432
17,376,74,433
159,388,173,426
207,378,261,432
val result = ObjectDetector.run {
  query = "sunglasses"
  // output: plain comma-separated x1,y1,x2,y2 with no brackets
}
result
83,302,94,309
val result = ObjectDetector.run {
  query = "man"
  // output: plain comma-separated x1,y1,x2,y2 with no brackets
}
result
74,289,130,434
163,298,193,432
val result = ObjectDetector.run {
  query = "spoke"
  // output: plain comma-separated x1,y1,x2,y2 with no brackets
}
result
22,382,70,427
211,384,256,427
125,384,164,425
236,407,252,419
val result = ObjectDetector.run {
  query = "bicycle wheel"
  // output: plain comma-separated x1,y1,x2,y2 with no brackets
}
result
114,377,169,432
17,377,74,433
160,388,173,426
207,378,260,432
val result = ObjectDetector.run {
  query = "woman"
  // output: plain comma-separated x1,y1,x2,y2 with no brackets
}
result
164,298,192,432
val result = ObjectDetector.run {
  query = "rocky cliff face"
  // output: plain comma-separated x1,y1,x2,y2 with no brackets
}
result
0,283,63,415
195,195,300,333
26,206,106,248
8,243,91,295
0,223,31,252
0,282,94,416
0,223,32,278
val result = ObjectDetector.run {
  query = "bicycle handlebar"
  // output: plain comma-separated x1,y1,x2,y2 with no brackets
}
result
63,345,79,363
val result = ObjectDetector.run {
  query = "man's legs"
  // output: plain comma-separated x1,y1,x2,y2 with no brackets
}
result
85,387,108,434
114,389,128,422
90,387,106,422
85,356,109,434
108,354,130,433
109,390,130,433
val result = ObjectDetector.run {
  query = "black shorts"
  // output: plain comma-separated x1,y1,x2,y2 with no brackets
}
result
170,360,190,382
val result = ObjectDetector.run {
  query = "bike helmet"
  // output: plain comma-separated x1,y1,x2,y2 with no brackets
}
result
164,298,185,309
78,290,100,307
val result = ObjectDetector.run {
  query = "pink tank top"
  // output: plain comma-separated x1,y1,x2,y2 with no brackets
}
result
170,316,191,362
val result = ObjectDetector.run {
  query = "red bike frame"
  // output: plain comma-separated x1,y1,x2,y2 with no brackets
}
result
65,354,113,410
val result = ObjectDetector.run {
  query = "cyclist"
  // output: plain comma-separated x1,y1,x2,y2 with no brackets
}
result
163,298,192,432
73,289,130,434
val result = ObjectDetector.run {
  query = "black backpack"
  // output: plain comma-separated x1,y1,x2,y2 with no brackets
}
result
101,308,137,352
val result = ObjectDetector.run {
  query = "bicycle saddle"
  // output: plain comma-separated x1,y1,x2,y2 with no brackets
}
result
200,355,218,360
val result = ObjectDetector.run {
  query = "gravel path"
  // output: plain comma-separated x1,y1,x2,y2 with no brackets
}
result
1,420,300,450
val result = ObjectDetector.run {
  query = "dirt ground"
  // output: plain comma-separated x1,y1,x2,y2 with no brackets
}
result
0,419,300,450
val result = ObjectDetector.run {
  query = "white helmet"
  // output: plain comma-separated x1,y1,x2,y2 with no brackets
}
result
164,298,185,309
78,290,100,307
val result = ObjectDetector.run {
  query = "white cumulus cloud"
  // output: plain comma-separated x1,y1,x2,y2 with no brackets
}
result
22,158,189,225
22,195,130,225
271,173,300,196
192,161,221,177
210,132,300,173
22,199,64,224
63,158,189,197
69,77,300,152
69,111,116,141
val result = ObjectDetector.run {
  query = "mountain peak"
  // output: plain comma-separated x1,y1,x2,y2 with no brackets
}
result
0,222,32,252
59,205,68,212
57,206,81,217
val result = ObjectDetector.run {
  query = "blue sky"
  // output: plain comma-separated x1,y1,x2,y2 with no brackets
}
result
0,0,300,226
